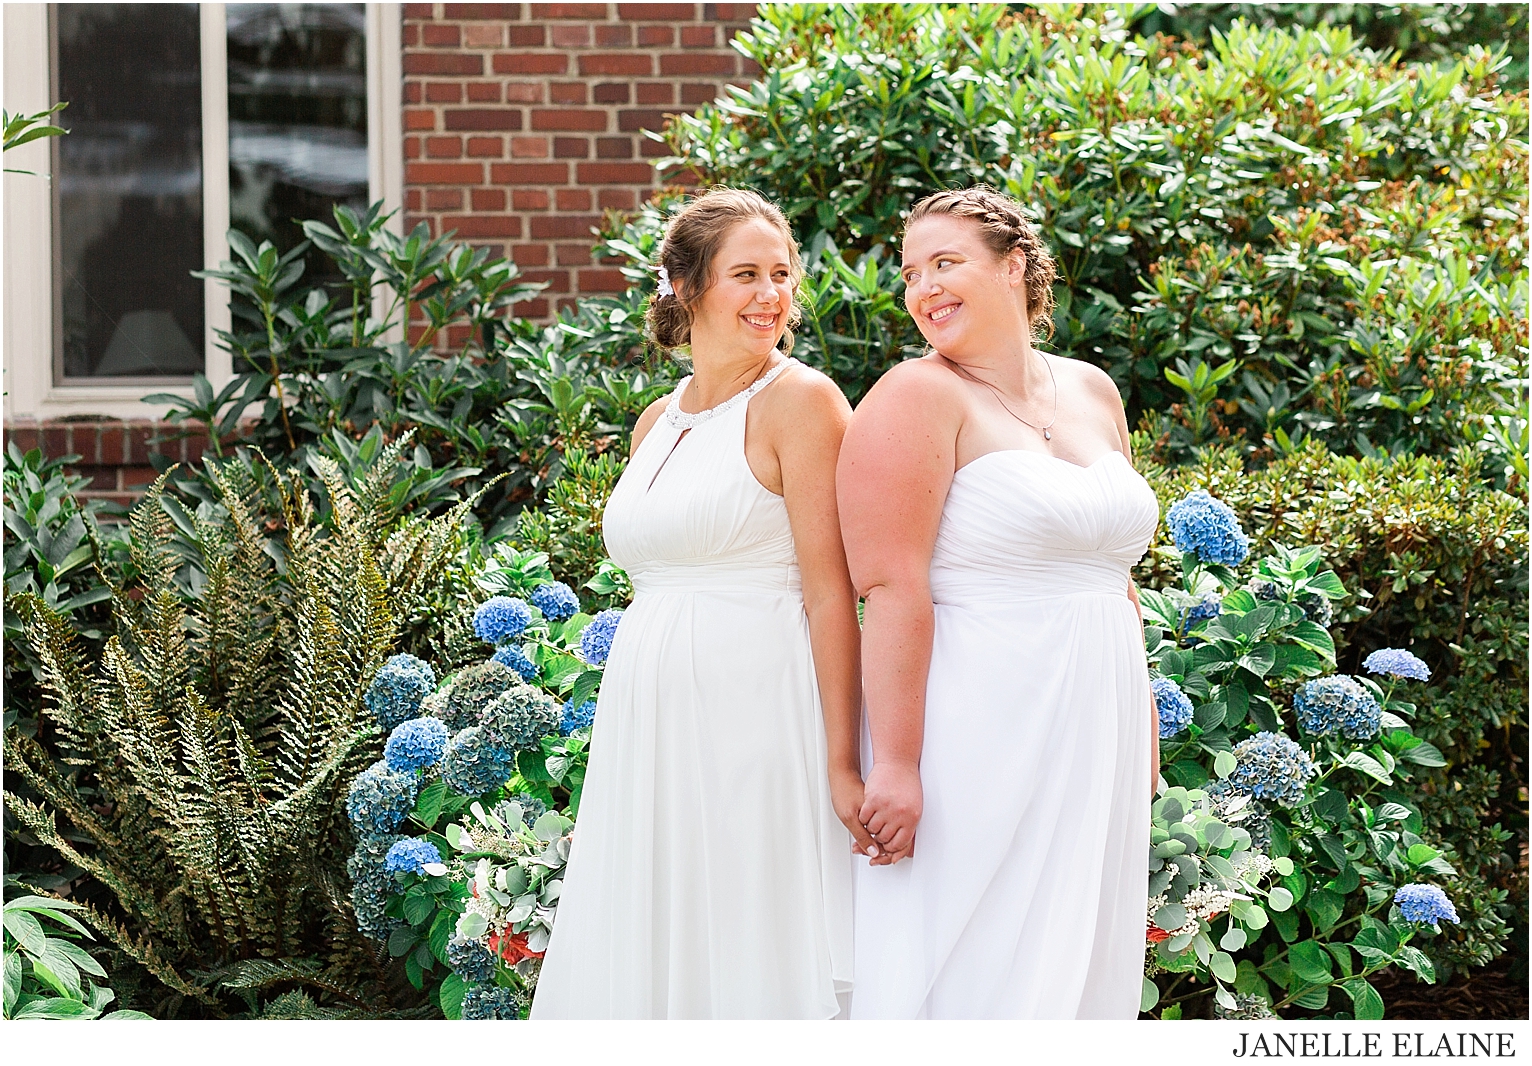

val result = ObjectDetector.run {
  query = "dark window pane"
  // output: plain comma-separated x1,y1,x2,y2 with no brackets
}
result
227,4,367,293
55,4,204,380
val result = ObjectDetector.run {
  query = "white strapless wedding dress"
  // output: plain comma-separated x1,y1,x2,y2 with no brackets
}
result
851,448,1160,1019
531,360,853,1019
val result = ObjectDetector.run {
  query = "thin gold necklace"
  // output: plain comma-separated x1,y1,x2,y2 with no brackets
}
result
950,354,1059,441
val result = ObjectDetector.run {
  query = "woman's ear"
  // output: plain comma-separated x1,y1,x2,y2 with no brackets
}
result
1007,250,1028,288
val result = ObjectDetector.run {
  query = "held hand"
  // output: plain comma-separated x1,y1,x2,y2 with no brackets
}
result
859,760,922,865
828,766,883,861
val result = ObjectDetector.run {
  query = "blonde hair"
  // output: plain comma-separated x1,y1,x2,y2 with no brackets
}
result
905,185,1058,340
645,187,804,352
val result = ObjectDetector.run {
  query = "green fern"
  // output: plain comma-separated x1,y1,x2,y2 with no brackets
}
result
3,448,473,1015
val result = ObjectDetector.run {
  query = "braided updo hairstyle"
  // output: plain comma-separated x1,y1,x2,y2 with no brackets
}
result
905,185,1058,341
645,187,804,352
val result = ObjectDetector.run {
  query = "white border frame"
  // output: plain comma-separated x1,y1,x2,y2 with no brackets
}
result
2,2,402,423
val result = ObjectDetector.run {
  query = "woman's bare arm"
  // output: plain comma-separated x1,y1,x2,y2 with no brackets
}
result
836,361,963,863
766,371,880,859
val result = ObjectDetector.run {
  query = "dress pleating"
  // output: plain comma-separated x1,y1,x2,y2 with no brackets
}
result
850,449,1159,1019
531,362,853,1019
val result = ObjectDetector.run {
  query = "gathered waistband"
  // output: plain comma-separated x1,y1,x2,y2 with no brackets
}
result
631,561,802,597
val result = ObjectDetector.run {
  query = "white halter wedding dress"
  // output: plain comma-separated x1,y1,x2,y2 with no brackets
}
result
851,448,1160,1019
531,358,853,1019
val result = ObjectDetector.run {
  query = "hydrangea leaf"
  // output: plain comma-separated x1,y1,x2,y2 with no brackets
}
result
1341,750,1393,784
1339,977,1384,1020
1288,620,1336,660
1398,741,1446,767
1289,939,1334,984
1394,945,1436,985
439,972,466,1020
414,781,447,830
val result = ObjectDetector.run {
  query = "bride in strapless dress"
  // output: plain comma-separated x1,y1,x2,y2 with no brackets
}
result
838,187,1160,1019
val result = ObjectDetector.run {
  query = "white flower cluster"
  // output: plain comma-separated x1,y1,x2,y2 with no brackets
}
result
1180,885,1237,924
1230,850,1274,884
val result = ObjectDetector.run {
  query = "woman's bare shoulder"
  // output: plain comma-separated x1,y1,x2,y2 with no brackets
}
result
629,393,672,454
856,355,966,416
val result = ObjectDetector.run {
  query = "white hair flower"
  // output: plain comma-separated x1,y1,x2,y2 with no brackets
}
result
657,265,674,298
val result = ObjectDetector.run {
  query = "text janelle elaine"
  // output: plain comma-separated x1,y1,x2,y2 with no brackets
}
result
1233,1033,1517,1059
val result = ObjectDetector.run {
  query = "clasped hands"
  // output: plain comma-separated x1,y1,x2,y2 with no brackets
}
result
830,761,922,866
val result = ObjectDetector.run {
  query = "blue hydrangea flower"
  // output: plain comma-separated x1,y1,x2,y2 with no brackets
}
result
364,654,437,731
1205,779,1273,852
461,984,523,1020
384,837,442,875
1246,577,1281,601
441,726,514,796
446,937,498,984
1185,590,1222,626
579,609,623,665
1166,490,1250,566
346,760,420,835
384,715,450,773
347,832,405,942
1293,675,1381,740
478,684,561,754
1227,731,1317,808
529,581,580,622
505,793,547,827
1298,592,1334,628
1394,883,1459,927
425,662,517,732
1364,648,1431,682
491,643,540,682
474,596,533,646
560,698,597,735
1152,676,1194,738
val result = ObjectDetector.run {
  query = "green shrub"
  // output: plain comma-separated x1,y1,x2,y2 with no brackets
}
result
662,4,1527,478
160,206,669,540
1135,440,1526,985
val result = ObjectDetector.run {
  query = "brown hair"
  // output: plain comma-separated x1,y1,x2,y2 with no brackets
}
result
645,186,804,352
905,185,1058,341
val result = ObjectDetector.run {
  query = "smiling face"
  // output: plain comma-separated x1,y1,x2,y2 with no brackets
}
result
900,215,1029,356
685,217,797,358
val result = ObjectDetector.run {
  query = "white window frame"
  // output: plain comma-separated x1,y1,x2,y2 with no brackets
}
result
3,2,402,423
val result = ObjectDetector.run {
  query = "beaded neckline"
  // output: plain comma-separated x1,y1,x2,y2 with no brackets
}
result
663,357,797,431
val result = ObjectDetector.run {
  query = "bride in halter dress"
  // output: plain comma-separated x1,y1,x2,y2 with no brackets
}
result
531,190,869,1020
840,188,1160,1019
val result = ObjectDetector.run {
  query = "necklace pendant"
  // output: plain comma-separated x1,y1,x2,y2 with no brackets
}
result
1043,428,1052,440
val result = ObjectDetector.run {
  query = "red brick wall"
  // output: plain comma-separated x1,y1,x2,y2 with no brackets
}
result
4,420,211,508
403,2,760,325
